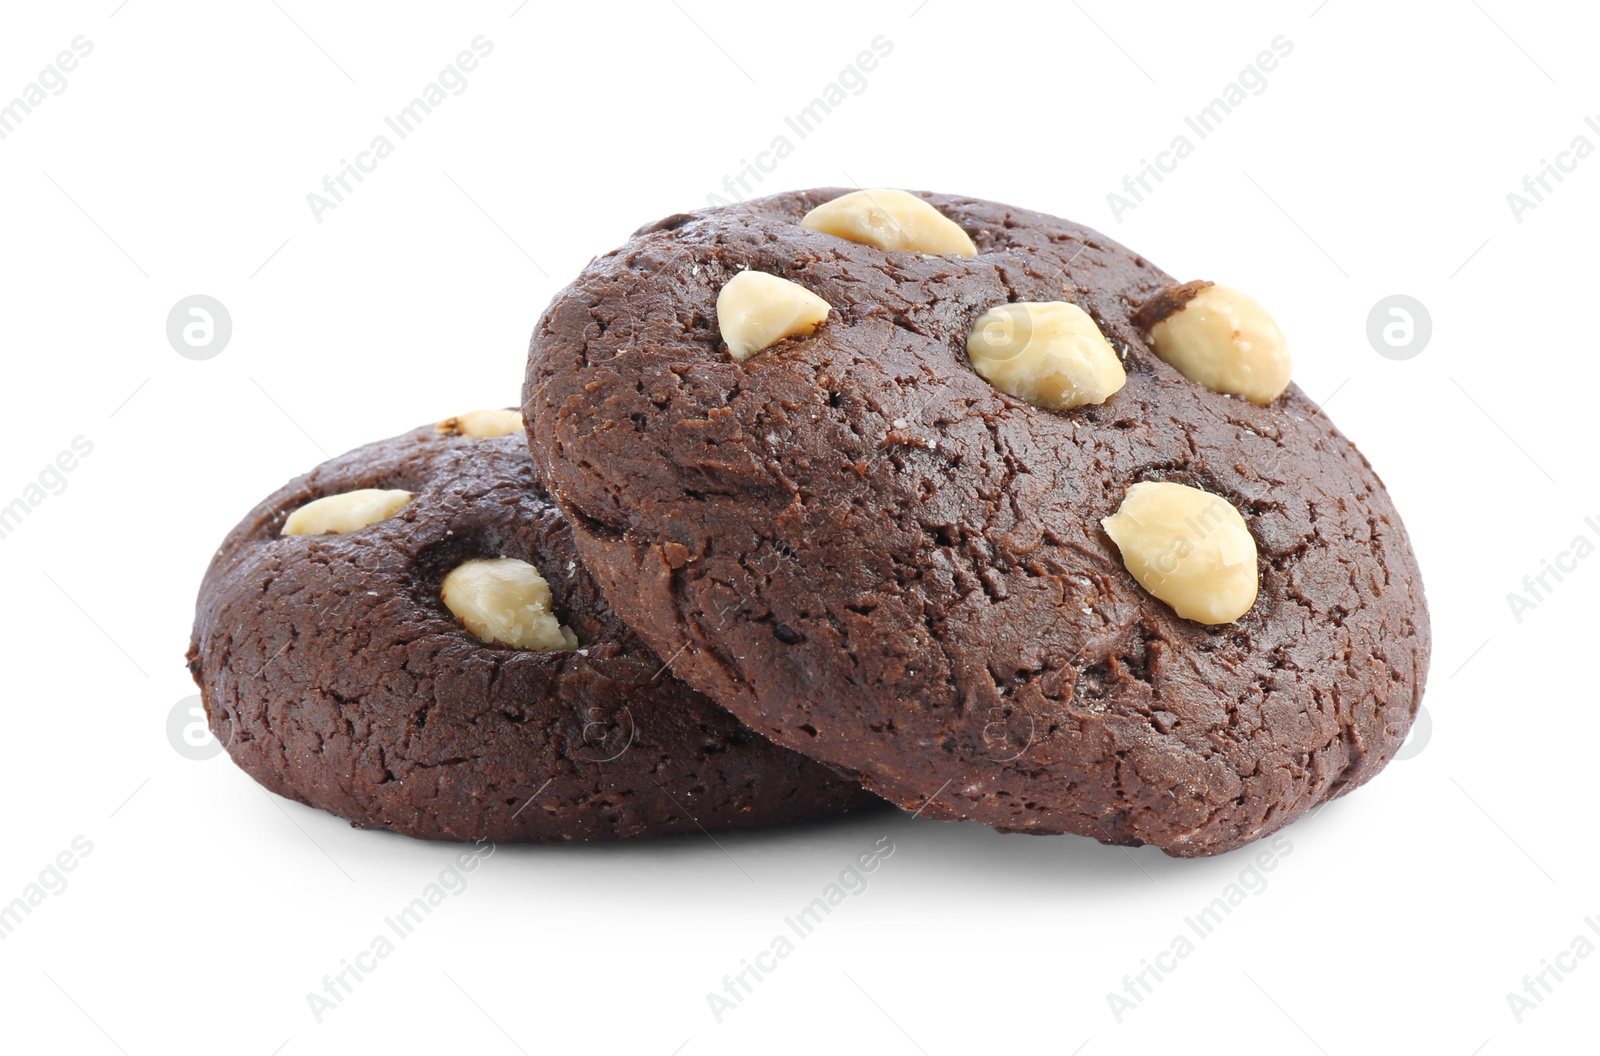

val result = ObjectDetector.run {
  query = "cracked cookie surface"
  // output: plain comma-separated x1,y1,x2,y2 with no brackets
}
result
187,423,877,841
523,189,1430,857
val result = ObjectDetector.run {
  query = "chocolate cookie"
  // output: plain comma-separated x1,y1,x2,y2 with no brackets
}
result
187,415,876,841
523,189,1430,857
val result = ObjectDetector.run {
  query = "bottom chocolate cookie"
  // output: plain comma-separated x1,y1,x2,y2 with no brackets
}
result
186,414,877,841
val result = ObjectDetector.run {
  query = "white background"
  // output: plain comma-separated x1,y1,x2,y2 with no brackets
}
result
1,1,1594,1052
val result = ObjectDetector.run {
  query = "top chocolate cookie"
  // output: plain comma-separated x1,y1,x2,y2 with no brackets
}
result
523,188,1429,857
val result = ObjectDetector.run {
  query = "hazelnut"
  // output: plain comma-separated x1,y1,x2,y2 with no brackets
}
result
1100,481,1258,625
966,302,1126,410
440,558,578,652
799,189,976,256
436,409,524,439
1135,282,1291,405
716,271,831,361
281,489,412,537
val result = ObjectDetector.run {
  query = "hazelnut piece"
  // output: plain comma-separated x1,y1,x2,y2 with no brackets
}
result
437,409,524,439
799,189,976,256
716,271,831,362
1135,282,1291,405
966,302,1126,410
282,489,412,537
1101,481,1259,624
441,558,578,652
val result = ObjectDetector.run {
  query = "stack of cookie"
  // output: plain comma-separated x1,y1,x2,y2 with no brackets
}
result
190,189,1429,856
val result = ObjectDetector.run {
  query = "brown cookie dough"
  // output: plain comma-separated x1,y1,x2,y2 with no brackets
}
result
186,420,877,841
522,189,1430,857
